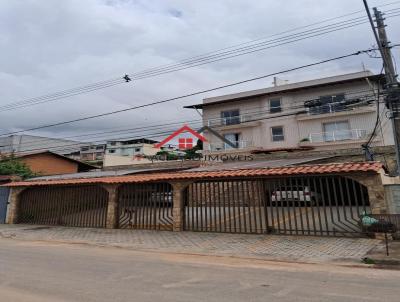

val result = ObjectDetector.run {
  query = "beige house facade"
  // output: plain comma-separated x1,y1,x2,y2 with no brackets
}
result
186,71,393,153
103,138,161,167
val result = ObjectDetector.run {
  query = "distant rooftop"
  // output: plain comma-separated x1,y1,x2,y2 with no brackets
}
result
27,167,187,182
185,71,382,109
107,138,159,145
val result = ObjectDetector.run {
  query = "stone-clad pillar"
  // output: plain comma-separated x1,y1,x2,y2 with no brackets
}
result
7,187,27,224
101,184,119,229
350,174,387,214
169,181,193,231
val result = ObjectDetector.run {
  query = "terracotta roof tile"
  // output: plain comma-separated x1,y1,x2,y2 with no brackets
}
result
4,162,383,187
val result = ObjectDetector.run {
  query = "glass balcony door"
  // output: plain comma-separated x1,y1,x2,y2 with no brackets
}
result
323,121,351,141
223,133,239,149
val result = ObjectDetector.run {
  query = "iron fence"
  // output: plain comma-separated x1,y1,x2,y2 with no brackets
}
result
367,214,400,234
118,183,173,230
17,185,108,227
184,176,370,237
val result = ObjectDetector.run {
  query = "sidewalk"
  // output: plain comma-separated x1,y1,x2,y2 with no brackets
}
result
0,224,386,265
365,240,400,267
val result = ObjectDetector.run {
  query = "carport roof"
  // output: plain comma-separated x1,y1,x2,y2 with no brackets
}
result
4,162,383,187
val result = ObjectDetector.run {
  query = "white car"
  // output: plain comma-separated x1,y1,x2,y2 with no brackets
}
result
271,186,319,205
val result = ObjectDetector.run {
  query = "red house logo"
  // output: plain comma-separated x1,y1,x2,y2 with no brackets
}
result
154,125,207,150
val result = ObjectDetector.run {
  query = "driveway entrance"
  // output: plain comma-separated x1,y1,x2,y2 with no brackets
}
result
184,176,369,237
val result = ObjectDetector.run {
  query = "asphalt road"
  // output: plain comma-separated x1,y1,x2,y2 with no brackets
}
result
0,238,399,302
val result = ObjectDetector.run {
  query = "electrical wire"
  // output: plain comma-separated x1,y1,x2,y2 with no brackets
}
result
0,84,386,151
3,93,387,156
1,87,380,145
0,48,379,138
0,7,399,113
365,67,384,147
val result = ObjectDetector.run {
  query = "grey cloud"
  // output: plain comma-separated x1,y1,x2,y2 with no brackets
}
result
0,0,398,142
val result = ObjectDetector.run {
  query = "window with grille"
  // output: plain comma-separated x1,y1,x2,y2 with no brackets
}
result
269,98,282,113
221,109,240,125
271,126,284,142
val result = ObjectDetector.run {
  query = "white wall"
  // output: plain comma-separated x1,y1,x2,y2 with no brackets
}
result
201,79,393,151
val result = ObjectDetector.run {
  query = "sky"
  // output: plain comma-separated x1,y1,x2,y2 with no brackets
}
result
0,0,399,145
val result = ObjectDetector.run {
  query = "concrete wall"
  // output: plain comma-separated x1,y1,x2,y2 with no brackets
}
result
103,144,160,167
383,185,400,214
201,80,393,152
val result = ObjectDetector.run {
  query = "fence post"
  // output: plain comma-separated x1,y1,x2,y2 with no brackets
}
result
7,187,26,224
102,184,119,229
170,181,193,231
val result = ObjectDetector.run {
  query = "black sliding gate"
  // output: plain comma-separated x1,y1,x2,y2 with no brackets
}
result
184,176,370,237
118,183,173,230
18,185,108,227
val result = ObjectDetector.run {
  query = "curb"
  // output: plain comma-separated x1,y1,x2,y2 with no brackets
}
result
0,231,392,270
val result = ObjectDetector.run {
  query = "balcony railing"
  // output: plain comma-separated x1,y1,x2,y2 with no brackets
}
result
207,114,259,127
208,140,253,152
307,129,368,143
306,103,347,115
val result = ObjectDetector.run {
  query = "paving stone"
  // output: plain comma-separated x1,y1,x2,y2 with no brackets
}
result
0,224,381,262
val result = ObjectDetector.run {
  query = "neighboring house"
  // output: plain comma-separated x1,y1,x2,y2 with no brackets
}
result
16,151,96,176
185,71,393,153
64,150,81,161
0,175,16,185
103,138,160,167
80,144,106,162
0,135,84,156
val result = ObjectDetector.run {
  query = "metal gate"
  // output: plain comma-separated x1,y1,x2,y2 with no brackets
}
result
184,176,370,237
0,187,10,224
17,185,108,227
118,183,173,230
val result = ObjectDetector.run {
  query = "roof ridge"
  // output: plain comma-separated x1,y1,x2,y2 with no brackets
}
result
179,161,383,173
4,161,384,187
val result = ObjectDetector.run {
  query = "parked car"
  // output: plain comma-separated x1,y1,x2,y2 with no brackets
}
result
270,186,319,206
150,191,173,207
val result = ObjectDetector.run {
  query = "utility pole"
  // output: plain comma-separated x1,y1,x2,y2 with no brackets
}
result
363,0,400,175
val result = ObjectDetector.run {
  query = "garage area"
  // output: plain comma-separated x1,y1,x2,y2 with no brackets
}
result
184,175,370,237
17,185,108,228
118,182,173,230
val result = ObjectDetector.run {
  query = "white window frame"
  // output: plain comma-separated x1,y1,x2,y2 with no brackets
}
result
223,133,240,149
271,126,285,142
323,120,351,141
269,98,282,113
221,109,240,125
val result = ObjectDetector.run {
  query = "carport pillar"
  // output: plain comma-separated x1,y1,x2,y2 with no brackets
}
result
351,174,388,214
102,184,119,229
170,181,193,232
7,187,26,224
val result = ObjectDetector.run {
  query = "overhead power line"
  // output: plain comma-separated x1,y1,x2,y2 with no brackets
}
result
0,48,380,138
0,6,399,113
0,86,381,151
2,92,386,156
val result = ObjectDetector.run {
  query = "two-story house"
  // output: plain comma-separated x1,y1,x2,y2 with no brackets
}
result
186,71,393,153
103,138,160,167
80,144,106,162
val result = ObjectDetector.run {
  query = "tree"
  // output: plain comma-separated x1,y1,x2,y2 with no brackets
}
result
0,154,35,179
155,150,179,160
184,139,203,159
